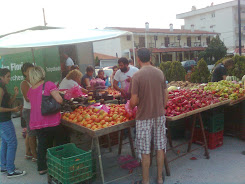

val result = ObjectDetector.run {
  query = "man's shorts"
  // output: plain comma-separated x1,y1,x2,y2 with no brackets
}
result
22,109,36,137
135,115,167,157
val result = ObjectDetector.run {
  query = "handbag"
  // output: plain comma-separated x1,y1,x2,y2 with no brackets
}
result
41,82,61,116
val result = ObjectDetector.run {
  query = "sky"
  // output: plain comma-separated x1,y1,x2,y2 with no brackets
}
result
0,0,232,35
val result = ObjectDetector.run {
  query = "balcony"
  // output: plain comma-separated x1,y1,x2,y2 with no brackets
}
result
160,42,181,48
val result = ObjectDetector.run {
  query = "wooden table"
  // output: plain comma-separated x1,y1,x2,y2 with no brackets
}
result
62,119,136,184
164,100,231,176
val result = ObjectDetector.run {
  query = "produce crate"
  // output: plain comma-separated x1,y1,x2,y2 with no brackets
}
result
99,131,119,148
192,128,224,150
47,143,93,184
224,104,242,136
169,119,186,139
195,106,224,133
240,101,245,140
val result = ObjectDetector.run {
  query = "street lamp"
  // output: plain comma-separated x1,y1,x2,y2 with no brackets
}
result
145,22,149,48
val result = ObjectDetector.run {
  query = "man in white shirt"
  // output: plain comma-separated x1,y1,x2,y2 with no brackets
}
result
113,57,138,100
63,53,74,71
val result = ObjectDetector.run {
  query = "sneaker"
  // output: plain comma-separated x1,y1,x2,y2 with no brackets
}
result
7,170,26,178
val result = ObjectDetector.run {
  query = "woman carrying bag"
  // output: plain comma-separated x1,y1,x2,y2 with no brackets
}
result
27,66,66,175
0,68,26,178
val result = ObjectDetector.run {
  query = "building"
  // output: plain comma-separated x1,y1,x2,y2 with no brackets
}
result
93,26,217,65
177,0,245,53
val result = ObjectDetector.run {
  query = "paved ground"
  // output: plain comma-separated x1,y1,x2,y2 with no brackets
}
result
1,118,245,184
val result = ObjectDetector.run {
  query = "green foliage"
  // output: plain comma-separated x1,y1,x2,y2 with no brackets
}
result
203,35,227,64
94,56,100,66
198,51,207,61
190,58,210,83
159,61,172,81
230,55,245,79
160,61,186,82
169,61,186,81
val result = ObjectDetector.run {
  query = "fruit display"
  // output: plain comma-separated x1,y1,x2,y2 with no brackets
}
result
168,81,199,89
62,104,133,131
204,80,245,100
105,87,121,97
166,89,225,117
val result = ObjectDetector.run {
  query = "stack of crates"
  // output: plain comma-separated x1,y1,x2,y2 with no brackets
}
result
240,101,245,140
193,106,224,149
47,143,93,184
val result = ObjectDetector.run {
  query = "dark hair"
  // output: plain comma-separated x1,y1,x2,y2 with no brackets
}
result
0,68,11,93
118,57,129,65
222,58,234,68
86,65,94,73
112,65,118,70
98,69,104,75
137,48,151,63
21,63,34,78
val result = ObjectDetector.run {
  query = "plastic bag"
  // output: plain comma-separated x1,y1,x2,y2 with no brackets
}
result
125,100,137,118
88,103,110,113
118,155,140,170
90,78,106,89
64,86,85,100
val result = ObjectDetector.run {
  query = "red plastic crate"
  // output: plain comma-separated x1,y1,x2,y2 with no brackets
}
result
192,128,223,150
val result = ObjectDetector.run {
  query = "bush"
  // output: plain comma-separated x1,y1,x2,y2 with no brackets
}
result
169,61,186,82
159,61,172,81
160,61,186,82
191,58,210,83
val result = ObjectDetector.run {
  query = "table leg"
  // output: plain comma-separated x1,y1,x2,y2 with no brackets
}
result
95,137,105,184
107,134,112,152
164,153,170,176
198,113,210,159
187,114,197,152
128,127,136,158
118,130,124,155
166,121,173,148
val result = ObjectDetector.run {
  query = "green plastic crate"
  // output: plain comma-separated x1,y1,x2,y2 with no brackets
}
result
196,106,224,133
47,143,92,184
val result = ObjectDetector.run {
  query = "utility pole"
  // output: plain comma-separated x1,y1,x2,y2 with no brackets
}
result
43,8,47,26
238,0,242,55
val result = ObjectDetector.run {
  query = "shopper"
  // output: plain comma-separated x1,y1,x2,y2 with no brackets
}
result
21,63,37,162
113,57,138,101
0,68,26,178
211,58,234,82
27,66,66,175
110,65,119,88
59,69,88,93
81,65,94,89
96,69,106,81
130,48,168,184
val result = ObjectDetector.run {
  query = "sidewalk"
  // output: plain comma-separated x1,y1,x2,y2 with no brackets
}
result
1,118,245,184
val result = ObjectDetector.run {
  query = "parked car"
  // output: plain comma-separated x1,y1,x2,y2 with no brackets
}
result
181,60,197,71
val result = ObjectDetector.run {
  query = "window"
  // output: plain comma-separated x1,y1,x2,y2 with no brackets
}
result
165,37,170,47
206,37,211,45
126,35,131,41
211,12,215,18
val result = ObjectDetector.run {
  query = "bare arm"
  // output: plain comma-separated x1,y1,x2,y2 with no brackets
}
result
51,90,63,104
9,86,18,105
113,80,125,96
130,94,139,109
0,88,20,112
84,78,91,89
163,89,168,108
21,81,30,102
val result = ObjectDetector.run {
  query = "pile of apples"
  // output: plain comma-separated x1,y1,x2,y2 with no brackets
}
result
106,87,121,97
166,89,225,117
62,104,132,131
204,80,245,100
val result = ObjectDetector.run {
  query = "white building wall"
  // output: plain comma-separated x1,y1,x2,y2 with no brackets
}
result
93,38,122,58
180,6,237,52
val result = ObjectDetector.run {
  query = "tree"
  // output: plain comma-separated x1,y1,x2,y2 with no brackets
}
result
94,56,100,66
191,58,210,83
205,35,227,64
159,61,172,81
169,61,186,82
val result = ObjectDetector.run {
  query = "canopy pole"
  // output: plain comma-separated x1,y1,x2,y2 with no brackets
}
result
132,33,136,66
31,48,36,65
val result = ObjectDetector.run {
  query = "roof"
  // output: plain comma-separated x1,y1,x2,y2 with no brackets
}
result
130,47,206,53
177,0,242,19
94,52,117,60
107,27,217,35
234,48,245,53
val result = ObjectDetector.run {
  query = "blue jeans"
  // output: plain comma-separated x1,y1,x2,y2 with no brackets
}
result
0,120,17,173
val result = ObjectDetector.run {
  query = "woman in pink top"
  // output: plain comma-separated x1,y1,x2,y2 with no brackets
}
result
27,66,65,175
